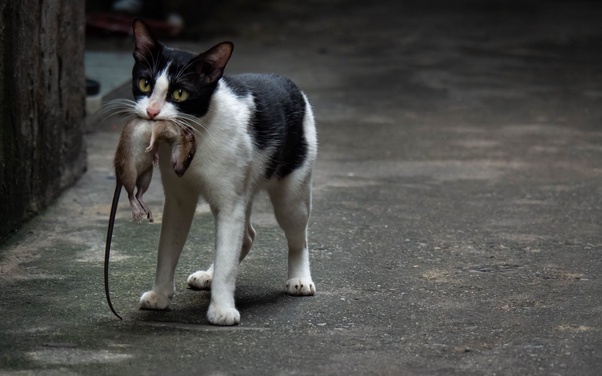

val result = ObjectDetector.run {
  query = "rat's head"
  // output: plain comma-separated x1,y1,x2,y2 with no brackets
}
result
171,128,196,177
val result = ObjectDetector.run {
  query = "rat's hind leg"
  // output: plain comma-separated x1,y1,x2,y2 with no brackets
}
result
126,191,145,222
269,175,316,296
135,168,154,222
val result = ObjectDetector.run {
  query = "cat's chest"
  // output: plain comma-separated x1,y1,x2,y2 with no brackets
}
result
156,122,253,195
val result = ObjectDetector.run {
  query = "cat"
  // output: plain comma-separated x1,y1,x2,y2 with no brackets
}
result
113,19,318,325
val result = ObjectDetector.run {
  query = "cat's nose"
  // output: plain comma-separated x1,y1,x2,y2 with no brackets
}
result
146,107,160,119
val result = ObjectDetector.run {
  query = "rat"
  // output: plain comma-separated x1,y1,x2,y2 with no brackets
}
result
115,118,197,222
146,121,197,177
104,118,197,319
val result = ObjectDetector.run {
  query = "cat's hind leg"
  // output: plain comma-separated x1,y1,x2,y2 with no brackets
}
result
187,202,255,290
187,264,213,291
240,201,256,262
269,174,316,296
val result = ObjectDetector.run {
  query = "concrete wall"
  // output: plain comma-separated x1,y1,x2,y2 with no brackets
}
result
0,1,87,241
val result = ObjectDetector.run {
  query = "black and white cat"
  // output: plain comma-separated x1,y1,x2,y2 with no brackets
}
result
119,19,317,325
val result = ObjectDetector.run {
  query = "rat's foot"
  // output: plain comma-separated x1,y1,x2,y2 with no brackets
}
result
137,200,153,223
129,197,145,222
131,208,144,222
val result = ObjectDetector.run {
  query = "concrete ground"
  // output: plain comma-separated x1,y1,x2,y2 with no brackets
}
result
2,0,602,374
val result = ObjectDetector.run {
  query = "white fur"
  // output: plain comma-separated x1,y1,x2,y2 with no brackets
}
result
135,67,180,120
139,80,317,325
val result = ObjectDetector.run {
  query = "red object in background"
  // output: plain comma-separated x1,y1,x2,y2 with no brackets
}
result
86,12,183,37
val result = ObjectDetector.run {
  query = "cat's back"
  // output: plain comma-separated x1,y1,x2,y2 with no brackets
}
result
220,73,309,135
220,73,314,180
222,73,303,100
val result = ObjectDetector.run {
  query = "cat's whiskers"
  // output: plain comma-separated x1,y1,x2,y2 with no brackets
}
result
173,59,197,82
173,115,212,138
174,70,200,82
99,98,137,112
138,45,160,76
94,99,139,127
148,46,160,74
97,99,214,146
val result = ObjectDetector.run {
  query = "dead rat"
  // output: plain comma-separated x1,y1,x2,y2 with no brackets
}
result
104,118,196,319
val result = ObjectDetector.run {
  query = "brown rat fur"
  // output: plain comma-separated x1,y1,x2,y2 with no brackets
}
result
146,120,197,177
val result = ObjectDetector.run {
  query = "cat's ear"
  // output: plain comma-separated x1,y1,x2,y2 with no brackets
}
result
132,18,161,62
194,42,234,84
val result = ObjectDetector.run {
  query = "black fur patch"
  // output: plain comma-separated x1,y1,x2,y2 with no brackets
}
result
223,74,308,179
132,46,217,118
133,45,308,180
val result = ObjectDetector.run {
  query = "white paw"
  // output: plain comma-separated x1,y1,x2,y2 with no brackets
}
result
139,290,172,310
285,278,316,296
207,303,240,326
187,270,212,290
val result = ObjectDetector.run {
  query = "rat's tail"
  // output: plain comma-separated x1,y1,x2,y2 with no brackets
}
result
105,183,123,320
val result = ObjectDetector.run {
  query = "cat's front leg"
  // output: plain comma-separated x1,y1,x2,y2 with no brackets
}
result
206,201,246,325
140,192,197,310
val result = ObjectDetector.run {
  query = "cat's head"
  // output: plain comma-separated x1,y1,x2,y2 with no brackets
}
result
131,19,233,121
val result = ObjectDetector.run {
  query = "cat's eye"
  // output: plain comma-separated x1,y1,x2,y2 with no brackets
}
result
138,78,151,93
172,88,189,102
